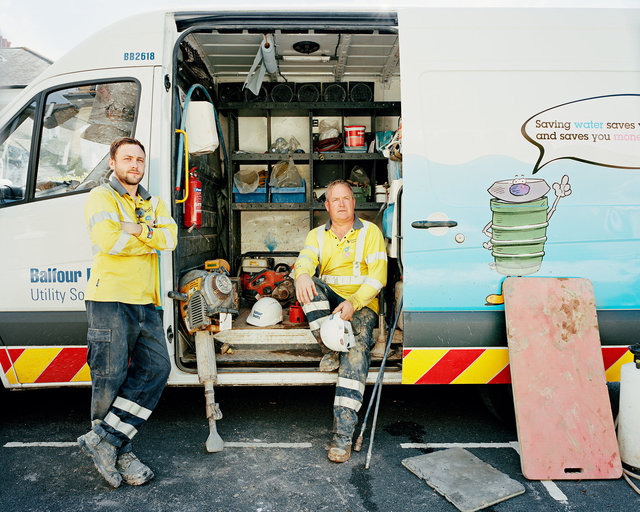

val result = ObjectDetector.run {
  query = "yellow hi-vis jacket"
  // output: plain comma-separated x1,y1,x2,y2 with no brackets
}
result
84,176,178,307
294,216,387,314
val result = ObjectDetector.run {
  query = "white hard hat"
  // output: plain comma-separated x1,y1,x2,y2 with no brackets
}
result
247,297,283,326
320,314,355,352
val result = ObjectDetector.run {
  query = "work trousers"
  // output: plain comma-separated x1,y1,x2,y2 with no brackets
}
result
85,301,171,453
300,277,378,440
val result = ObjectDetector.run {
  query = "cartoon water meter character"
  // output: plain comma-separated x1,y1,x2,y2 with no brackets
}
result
482,175,571,278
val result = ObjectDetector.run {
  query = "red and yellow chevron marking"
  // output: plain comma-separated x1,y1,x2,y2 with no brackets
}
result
0,347,90,386
401,346,633,384
1,345,632,387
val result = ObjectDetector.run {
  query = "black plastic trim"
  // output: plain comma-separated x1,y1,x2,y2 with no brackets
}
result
174,11,398,32
0,311,88,347
402,309,640,348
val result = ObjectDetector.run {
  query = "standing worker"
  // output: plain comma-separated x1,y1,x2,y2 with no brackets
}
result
77,137,178,487
295,179,387,463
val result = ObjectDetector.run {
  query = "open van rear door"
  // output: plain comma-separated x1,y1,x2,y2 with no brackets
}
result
397,7,640,357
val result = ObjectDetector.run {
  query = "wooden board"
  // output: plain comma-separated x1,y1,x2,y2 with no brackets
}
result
503,277,622,480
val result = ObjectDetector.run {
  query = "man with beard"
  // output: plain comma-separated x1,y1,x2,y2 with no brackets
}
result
78,137,177,487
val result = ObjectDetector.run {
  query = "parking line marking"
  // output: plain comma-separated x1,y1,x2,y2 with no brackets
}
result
540,480,568,503
400,442,519,450
4,441,313,449
400,441,568,504
224,442,312,448
4,442,78,448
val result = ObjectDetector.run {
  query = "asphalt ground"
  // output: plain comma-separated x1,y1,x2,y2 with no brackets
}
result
1,383,638,511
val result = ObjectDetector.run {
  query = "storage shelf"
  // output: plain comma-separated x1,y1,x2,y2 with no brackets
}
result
231,152,310,163
231,202,384,211
230,152,387,163
226,99,397,274
218,101,400,117
312,202,384,211
313,153,385,160
232,202,311,211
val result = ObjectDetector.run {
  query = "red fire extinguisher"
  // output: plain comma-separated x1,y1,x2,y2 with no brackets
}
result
183,167,202,229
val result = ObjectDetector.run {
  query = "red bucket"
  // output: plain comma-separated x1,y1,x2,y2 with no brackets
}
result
344,125,366,152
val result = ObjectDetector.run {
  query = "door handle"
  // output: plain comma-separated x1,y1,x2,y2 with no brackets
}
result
411,220,458,229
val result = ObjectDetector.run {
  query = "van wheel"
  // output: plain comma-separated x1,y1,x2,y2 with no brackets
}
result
477,384,515,428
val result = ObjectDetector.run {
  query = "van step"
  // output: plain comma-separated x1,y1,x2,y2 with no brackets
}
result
214,347,403,366
214,328,317,351
213,327,403,351
179,323,404,368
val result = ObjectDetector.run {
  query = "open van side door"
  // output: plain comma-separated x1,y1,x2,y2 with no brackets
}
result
397,8,640,362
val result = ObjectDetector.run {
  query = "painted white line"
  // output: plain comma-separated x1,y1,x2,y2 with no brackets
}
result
4,441,313,449
541,481,568,503
4,442,78,448
224,442,312,449
400,442,519,450
400,441,568,505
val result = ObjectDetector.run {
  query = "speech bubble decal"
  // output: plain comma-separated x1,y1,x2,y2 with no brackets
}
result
522,94,640,174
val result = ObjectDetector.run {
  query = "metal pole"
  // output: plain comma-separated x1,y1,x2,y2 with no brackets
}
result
354,298,402,452
195,330,224,453
353,374,381,452
365,298,402,469
365,370,384,469
357,299,402,465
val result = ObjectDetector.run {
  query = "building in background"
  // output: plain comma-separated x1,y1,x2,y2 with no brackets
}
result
0,43,52,111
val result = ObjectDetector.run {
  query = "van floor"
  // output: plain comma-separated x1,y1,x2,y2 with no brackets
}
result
181,306,403,369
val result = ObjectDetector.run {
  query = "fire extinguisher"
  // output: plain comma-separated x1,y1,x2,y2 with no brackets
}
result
184,167,202,229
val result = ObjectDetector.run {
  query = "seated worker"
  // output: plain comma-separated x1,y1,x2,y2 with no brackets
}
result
294,179,387,463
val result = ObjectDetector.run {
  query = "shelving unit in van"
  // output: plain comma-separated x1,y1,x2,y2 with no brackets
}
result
217,100,401,273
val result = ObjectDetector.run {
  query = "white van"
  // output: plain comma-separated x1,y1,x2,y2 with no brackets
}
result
1,7,638,393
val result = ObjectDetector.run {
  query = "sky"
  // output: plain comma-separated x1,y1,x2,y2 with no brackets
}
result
1,0,640,61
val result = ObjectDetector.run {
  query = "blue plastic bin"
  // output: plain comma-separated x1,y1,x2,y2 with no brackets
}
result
233,183,267,203
270,179,306,203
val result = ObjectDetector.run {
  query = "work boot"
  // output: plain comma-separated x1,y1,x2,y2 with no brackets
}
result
319,351,340,372
116,452,154,486
77,430,122,488
328,434,352,463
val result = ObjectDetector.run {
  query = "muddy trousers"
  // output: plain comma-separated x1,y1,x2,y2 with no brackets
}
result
85,301,171,454
300,277,378,440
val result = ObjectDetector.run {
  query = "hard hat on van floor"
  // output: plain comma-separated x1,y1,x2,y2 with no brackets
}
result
320,314,355,352
247,297,283,326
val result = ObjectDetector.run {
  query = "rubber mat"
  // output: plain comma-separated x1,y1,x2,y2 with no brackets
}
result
503,277,622,480
402,448,525,512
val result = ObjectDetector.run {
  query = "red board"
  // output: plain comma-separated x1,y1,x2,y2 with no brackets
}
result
503,277,622,480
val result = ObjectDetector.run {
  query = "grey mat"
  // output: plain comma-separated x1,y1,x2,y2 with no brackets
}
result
402,448,525,512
